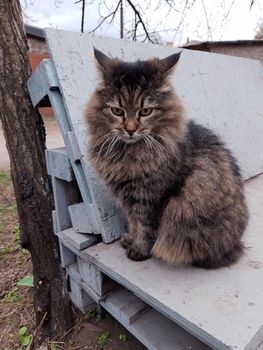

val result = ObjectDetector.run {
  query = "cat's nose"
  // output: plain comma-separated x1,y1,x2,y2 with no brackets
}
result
127,130,135,136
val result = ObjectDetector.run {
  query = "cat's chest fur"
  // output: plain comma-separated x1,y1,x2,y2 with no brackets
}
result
99,149,176,206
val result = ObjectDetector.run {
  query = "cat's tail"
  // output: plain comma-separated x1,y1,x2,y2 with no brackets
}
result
192,240,244,269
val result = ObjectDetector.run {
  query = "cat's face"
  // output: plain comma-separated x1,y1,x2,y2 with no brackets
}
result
90,49,182,145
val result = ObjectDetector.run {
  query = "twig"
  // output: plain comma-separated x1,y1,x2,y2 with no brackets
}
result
26,333,34,350
33,311,48,346
75,0,85,32
164,0,179,12
0,324,11,344
88,0,121,34
126,0,154,43
0,192,12,206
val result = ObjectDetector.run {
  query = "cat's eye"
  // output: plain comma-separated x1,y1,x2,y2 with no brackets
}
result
139,108,153,117
111,107,125,117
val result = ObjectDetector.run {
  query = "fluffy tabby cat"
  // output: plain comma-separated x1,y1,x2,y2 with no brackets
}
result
86,48,248,269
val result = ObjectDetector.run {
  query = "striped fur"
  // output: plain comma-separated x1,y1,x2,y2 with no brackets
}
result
85,50,248,268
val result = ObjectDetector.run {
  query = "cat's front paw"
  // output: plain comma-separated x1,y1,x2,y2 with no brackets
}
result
120,233,133,249
127,244,151,261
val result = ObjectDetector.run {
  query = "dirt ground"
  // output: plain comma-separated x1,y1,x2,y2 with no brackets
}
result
0,116,64,171
0,117,146,350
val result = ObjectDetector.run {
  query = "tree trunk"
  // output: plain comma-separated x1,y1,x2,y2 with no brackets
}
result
0,0,74,342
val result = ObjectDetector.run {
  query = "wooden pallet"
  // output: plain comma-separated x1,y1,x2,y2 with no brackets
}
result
55,173,263,350
27,29,263,350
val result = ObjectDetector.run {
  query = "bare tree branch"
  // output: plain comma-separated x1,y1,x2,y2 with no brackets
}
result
164,0,179,12
250,0,256,9
75,0,86,33
88,0,121,34
200,0,212,40
126,0,154,43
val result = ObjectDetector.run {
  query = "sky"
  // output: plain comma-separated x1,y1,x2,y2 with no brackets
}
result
21,0,263,45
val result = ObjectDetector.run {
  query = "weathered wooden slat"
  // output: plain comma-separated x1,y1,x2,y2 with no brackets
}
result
78,257,118,297
52,210,58,234
64,131,81,163
67,265,95,313
52,177,80,231
27,58,58,107
58,240,76,268
56,227,101,251
68,202,100,234
102,288,150,325
45,147,74,182
66,261,101,303
28,54,126,243
101,288,210,350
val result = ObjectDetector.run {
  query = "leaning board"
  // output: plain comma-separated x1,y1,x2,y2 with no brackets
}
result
45,28,263,182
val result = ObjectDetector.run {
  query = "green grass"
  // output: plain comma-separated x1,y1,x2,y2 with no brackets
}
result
0,224,21,257
0,171,9,185
12,225,20,242
97,331,110,348
3,289,22,303
0,203,6,213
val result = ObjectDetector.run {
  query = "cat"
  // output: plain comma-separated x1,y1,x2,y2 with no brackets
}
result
85,48,248,269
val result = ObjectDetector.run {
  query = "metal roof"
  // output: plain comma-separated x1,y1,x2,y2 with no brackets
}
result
181,39,263,50
25,24,45,40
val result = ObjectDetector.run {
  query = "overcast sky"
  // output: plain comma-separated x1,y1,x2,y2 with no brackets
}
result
21,0,263,45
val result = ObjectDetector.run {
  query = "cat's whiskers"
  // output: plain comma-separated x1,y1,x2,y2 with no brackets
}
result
146,137,165,163
145,135,166,160
152,132,175,151
91,134,109,151
105,135,120,157
95,136,112,162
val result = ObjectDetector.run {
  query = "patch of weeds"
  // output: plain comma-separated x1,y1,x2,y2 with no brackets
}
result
3,289,22,303
12,225,20,242
17,249,31,265
18,326,33,348
0,171,9,184
0,225,21,256
21,248,30,256
19,248,30,260
84,308,97,320
0,244,19,256
97,331,109,349
119,334,127,342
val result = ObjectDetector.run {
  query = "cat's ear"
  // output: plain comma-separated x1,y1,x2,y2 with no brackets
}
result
159,51,182,75
93,48,112,72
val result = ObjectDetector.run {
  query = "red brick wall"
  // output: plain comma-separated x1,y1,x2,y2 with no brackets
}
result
28,51,54,117
29,53,49,70
27,35,48,54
